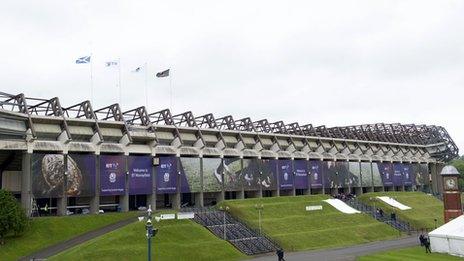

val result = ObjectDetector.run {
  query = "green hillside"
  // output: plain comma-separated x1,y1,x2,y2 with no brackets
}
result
358,246,462,261
50,218,245,261
0,212,139,261
220,195,399,251
358,192,443,230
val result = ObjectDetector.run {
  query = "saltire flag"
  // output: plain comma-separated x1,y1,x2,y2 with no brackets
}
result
105,60,119,67
132,67,142,73
156,69,170,78
76,56,91,64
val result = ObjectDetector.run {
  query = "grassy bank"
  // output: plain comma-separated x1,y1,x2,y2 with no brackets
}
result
0,212,139,261
50,218,246,261
220,195,399,251
358,192,443,230
358,246,462,261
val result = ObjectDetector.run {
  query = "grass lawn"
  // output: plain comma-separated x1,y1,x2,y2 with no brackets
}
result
220,195,400,252
0,212,139,261
358,192,443,230
357,246,462,261
50,217,246,261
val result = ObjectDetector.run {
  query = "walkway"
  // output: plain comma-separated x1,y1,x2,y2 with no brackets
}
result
251,235,418,261
20,216,138,261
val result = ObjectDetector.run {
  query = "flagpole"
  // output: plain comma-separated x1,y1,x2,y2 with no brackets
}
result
90,53,94,104
118,58,122,105
169,69,172,111
144,62,148,109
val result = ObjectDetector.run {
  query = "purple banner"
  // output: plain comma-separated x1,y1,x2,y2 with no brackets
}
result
378,162,394,186
294,160,308,189
100,155,126,196
278,160,293,190
393,163,404,186
402,163,414,186
68,154,96,197
128,156,153,195
309,160,323,188
156,156,177,194
260,159,277,190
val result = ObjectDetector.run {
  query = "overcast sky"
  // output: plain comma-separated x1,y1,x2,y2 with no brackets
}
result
1,1,463,153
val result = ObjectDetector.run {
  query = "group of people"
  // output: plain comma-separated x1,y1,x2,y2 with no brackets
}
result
333,193,356,201
419,233,432,253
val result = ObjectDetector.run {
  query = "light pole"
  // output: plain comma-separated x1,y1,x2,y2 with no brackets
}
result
219,206,229,240
145,205,157,261
255,204,264,235
369,197,376,218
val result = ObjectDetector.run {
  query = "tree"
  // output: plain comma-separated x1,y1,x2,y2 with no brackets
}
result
0,189,28,244
450,157,464,192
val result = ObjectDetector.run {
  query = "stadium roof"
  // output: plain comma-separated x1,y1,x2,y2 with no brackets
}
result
0,91,458,162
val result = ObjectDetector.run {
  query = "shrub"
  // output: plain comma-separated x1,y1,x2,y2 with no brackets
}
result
0,189,29,244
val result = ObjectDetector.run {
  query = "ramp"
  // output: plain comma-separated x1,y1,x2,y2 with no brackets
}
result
376,196,411,210
323,199,360,214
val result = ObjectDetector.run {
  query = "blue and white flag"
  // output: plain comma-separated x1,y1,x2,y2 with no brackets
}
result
105,60,119,67
132,66,143,73
76,56,91,64
156,69,170,78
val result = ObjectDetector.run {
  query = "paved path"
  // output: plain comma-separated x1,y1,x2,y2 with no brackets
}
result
251,236,418,261
20,216,138,261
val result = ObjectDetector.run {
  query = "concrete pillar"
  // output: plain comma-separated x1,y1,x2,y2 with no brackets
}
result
91,154,100,214
291,188,296,196
57,197,67,216
150,157,157,211
237,189,244,199
119,156,129,212
195,192,204,207
172,193,181,209
57,154,68,216
216,191,225,203
21,152,32,216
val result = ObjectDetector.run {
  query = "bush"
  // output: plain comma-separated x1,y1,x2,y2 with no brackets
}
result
0,189,28,244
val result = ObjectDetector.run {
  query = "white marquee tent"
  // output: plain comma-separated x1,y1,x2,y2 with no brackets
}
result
429,215,464,257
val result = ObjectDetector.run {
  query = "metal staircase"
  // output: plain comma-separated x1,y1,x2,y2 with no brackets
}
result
346,198,413,233
185,208,279,255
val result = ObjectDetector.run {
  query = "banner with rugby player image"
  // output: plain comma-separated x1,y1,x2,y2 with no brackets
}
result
128,155,152,195
412,163,428,186
68,154,96,197
309,160,323,188
242,158,260,191
348,162,361,187
324,161,342,189
336,161,350,187
32,153,96,198
223,158,242,191
278,159,294,190
294,160,309,189
260,159,277,190
100,155,126,196
156,156,177,194
378,162,394,186
371,162,383,186
203,158,223,192
402,163,414,186
393,163,404,186
180,157,201,193
361,162,373,187
417,163,429,186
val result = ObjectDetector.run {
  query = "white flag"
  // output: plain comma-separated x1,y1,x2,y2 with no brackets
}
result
105,60,119,67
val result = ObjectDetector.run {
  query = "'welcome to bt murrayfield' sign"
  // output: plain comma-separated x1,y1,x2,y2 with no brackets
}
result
306,205,323,211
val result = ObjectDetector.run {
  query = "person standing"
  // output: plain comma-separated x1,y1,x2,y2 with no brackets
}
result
424,236,431,253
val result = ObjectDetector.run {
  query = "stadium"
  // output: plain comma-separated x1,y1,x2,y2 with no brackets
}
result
0,91,458,217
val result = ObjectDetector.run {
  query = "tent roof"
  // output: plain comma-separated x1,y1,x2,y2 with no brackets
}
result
429,215,464,240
